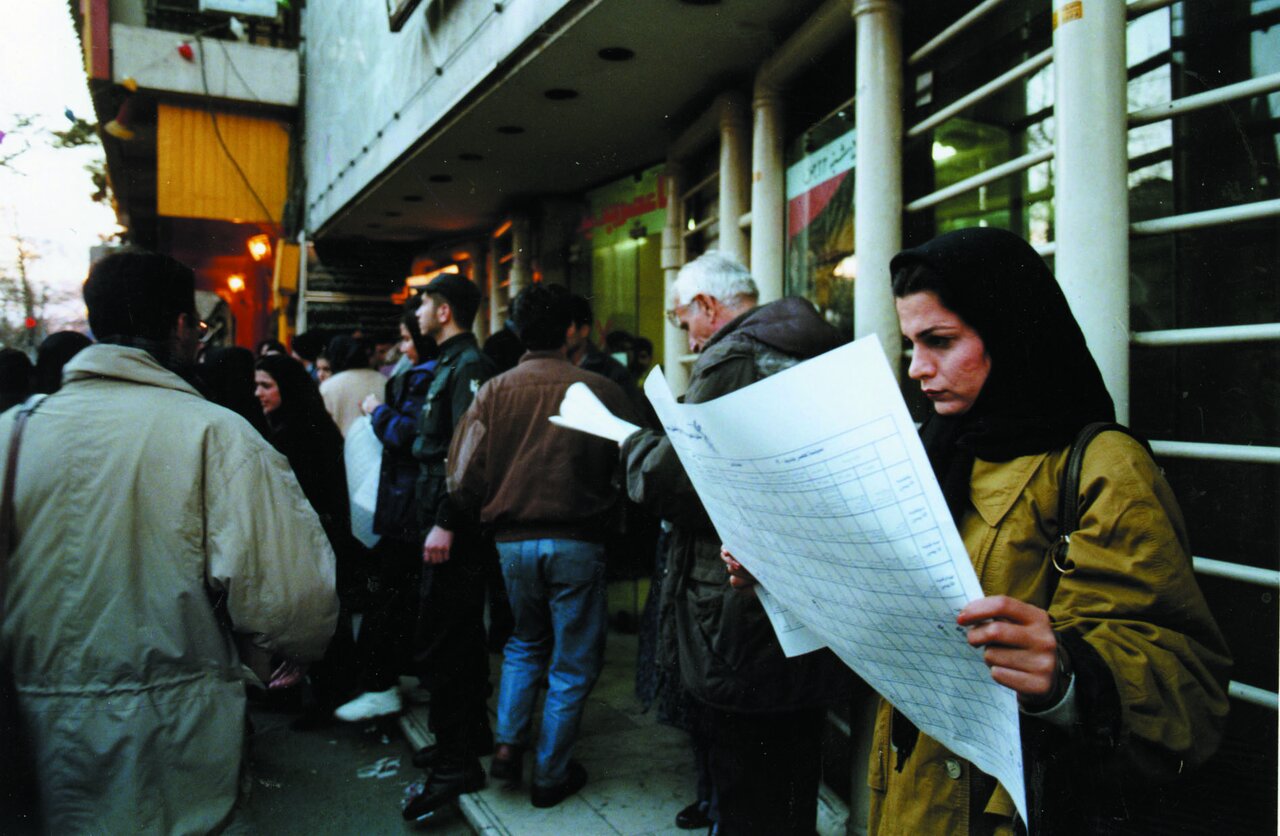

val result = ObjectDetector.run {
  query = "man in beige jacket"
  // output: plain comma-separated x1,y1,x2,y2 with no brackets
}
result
0,249,338,835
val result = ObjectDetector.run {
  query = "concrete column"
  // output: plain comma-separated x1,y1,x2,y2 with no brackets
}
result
1053,0,1129,421
486,241,502,337
718,92,750,265
853,0,903,371
465,242,490,341
751,90,786,302
509,214,533,298
661,162,691,396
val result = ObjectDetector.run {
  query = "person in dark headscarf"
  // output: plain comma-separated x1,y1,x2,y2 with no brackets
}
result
201,345,268,437
865,228,1230,833
34,331,92,394
255,353,358,725
0,347,33,412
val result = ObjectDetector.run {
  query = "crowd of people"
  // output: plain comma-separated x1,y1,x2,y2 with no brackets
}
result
0,233,1232,835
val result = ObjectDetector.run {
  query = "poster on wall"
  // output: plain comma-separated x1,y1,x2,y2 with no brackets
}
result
786,129,856,337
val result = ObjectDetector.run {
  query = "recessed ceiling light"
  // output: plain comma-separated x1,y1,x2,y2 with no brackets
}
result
402,194,424,202
598,47,634,61
366,222,382,229
384,210,402,217
544,88,579,100
496,125,525,135
459,152,483,161
429,174,453,183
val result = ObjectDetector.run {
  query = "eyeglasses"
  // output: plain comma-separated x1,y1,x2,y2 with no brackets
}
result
665,300,697,328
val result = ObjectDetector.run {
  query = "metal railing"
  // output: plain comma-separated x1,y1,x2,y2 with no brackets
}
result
906,148,1053,213
908,0,1010,66
1130,71,1280,127
1149,440,1280,466
907,49,1054,139
1130,198,1280,236
1132,323,1280,347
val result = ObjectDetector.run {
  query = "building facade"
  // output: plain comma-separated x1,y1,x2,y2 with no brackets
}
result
81,0,1278,829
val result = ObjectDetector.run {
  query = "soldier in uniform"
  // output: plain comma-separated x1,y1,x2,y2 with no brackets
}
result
402,273,498,821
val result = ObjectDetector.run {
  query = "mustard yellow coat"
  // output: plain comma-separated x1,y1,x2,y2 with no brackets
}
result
867,431,1231,835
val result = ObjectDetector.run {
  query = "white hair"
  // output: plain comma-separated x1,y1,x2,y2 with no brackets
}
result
672,251,759,307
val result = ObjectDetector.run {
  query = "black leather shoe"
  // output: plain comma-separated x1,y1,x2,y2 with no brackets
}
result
489,744,524,784
411,743,443,769
530,761,587,808
675,800,712,829
401,760,486,821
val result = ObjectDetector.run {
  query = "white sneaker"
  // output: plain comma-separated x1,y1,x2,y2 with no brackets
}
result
333,688,403,722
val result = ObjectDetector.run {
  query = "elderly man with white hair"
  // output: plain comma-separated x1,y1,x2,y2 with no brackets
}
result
621,251,850,836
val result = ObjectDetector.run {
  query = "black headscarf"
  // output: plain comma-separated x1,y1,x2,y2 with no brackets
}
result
201,346,268,438
326,335,372,374
255,354,349,546
891,227,1115,521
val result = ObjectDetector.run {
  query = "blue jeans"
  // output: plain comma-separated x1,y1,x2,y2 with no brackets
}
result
495,539,607,787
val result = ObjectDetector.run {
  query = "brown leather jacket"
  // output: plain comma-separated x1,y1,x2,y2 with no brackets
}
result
447,350,637,542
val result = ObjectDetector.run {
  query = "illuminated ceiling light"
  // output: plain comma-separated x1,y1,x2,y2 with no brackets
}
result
227,274,246,293
246,233,271,261
832,254,858,280
931,142,957,162
544,88,578,100
492,219,512,238
686,217,697,231
597,47,634,61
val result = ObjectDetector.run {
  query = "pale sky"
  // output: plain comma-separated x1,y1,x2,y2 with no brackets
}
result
1,2,123,329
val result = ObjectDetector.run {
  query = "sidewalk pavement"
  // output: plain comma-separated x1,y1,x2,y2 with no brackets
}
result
399,630,851,835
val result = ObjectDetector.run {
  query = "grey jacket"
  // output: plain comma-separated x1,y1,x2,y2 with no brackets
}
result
622,297,850,713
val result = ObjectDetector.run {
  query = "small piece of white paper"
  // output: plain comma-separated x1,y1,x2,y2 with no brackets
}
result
548,381,642,443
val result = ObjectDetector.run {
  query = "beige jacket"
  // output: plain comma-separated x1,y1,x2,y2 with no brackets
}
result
0,345,338,835
867,431,1230,835
320,368,387,435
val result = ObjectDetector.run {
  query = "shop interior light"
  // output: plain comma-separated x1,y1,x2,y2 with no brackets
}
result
246,234,272,261
406,264,460,287
227,274,246,293
931,142,957,162
832,254,858,280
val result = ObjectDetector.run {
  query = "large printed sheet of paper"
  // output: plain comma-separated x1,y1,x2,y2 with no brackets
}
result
644,336,1026,823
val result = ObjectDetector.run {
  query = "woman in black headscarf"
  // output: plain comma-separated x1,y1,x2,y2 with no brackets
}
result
201,345,268,438
868,228,1231,834
255,353,358,723
34,331,92,394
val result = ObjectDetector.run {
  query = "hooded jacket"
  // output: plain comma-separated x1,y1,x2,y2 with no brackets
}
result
621,297,850,712
0,344,338,834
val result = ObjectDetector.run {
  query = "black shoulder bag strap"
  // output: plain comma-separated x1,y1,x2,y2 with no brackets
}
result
1050,421,1152,575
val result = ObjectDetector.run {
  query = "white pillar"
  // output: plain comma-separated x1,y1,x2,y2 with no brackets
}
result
466,242,490,341
751,90,786,302
509,215,533,298
718,92,750,265
853,0,903,370
1053,0,1129,421
662,163,691,396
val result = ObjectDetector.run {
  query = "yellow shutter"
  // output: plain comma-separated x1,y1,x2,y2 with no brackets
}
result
156,104,289,223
